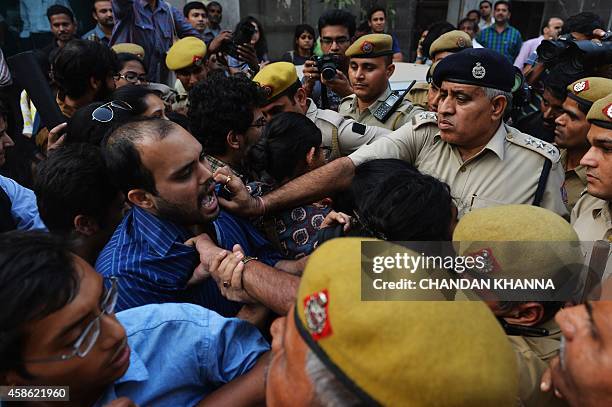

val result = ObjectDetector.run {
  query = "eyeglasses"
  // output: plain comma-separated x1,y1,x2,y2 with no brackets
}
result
92,101,133,123
25,277,119,363
320,37,350,46
248,117,267,128
115,71,148,84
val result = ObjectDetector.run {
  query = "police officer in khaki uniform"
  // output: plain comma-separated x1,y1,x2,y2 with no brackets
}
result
253,62,390,159
455,205,583,407
217,48,567,221
349,48,567,218
166,36,208,114
339,34,422,130
572,93,612,242
556,77,612,213
405,30,473,112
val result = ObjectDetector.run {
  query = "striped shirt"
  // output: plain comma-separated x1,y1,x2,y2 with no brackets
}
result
477,24,523,63
95,206,282,316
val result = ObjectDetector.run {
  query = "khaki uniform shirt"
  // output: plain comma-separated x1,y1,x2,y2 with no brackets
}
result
305,98,390,159
338,87,423,131
571,193,612,283
349,113,567,218
508,319,567,407
560,149,588,214
404,81,429,110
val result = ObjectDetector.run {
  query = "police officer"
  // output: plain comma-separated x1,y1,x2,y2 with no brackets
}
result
218,48,566,221
406,30,473,112
454,204,583,407
253,61,390,159
572,93,612,242
111,43,145,59
166,36,208,114
338,34,422,130
555,77,612,213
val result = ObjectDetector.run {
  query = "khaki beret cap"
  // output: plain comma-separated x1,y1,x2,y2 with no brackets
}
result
430,30,472,58
345,33,394,58
587,93,612,129
253,61,299,102
166,37,207,71
566,77,612,109
111,43,145,58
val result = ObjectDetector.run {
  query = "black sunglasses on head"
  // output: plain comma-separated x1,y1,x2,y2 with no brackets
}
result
92,100,133,123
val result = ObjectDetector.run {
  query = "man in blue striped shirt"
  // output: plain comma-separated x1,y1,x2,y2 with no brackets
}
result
476,1,522,63
96,119,299,317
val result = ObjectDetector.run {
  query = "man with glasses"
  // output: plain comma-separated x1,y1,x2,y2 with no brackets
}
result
302,9,356,111
254,61,390,160
166,36,209,115
0,231,269,406
188,74,267,182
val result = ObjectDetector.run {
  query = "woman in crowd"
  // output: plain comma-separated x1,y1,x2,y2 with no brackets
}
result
228,16,270,75
280,24,315,66
112,85,168,120
248,112,331,259
114,53,148,88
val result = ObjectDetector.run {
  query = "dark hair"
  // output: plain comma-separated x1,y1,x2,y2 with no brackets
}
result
66,101,136,145
293,24,316,53
479,0,492,7
544,68,582,101
46,4,74,22
104,119,177,195
188,73,267,155
459,17,478,33
112,85,159,116
34,143,120,234
234,16,268,60
563,12,605,36
351,160,453,241
0,231,79,378
116,52,147,73
422,21,455,59
494,1,511,11
249,112,322,184
367,5,385,21
52,39,119,99
318,9,356,38
466,9,481,19
207,1,222,12
183,1,207,18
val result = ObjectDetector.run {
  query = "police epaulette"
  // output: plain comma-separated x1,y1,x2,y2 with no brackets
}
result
411,111,437,129
506,131,560,162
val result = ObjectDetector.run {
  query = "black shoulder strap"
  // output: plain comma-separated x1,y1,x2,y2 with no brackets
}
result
0,186,16,232
532,159,552,207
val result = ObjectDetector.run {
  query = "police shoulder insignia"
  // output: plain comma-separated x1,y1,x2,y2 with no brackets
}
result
507,131,560,162
303,289,332,340
412,111,437,129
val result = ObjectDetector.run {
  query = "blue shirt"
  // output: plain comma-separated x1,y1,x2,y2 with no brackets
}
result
82,24,110,46
94,303,269,407
95,206,282,316
110,0,202,82
476,24,523,62
0,175,46,231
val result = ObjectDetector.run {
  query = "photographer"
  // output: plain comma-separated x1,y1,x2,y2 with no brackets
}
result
302,9,355,111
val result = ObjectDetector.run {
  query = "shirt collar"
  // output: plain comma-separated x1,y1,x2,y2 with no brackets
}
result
484,122,507,160
131,206,191,256
139,0,164,12
592,199,612,225
306,98,318,117
560,149,588,184
96,345,149,403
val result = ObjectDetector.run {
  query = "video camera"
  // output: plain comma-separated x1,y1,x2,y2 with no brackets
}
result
536,33,612,76
313,54,342,81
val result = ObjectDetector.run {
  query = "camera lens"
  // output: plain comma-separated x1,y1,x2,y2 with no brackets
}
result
321,66,337,81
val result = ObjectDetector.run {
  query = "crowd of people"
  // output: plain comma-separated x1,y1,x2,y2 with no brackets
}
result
0,0,611,406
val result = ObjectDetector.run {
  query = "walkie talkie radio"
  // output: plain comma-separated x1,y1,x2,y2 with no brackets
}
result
373,80,416,123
